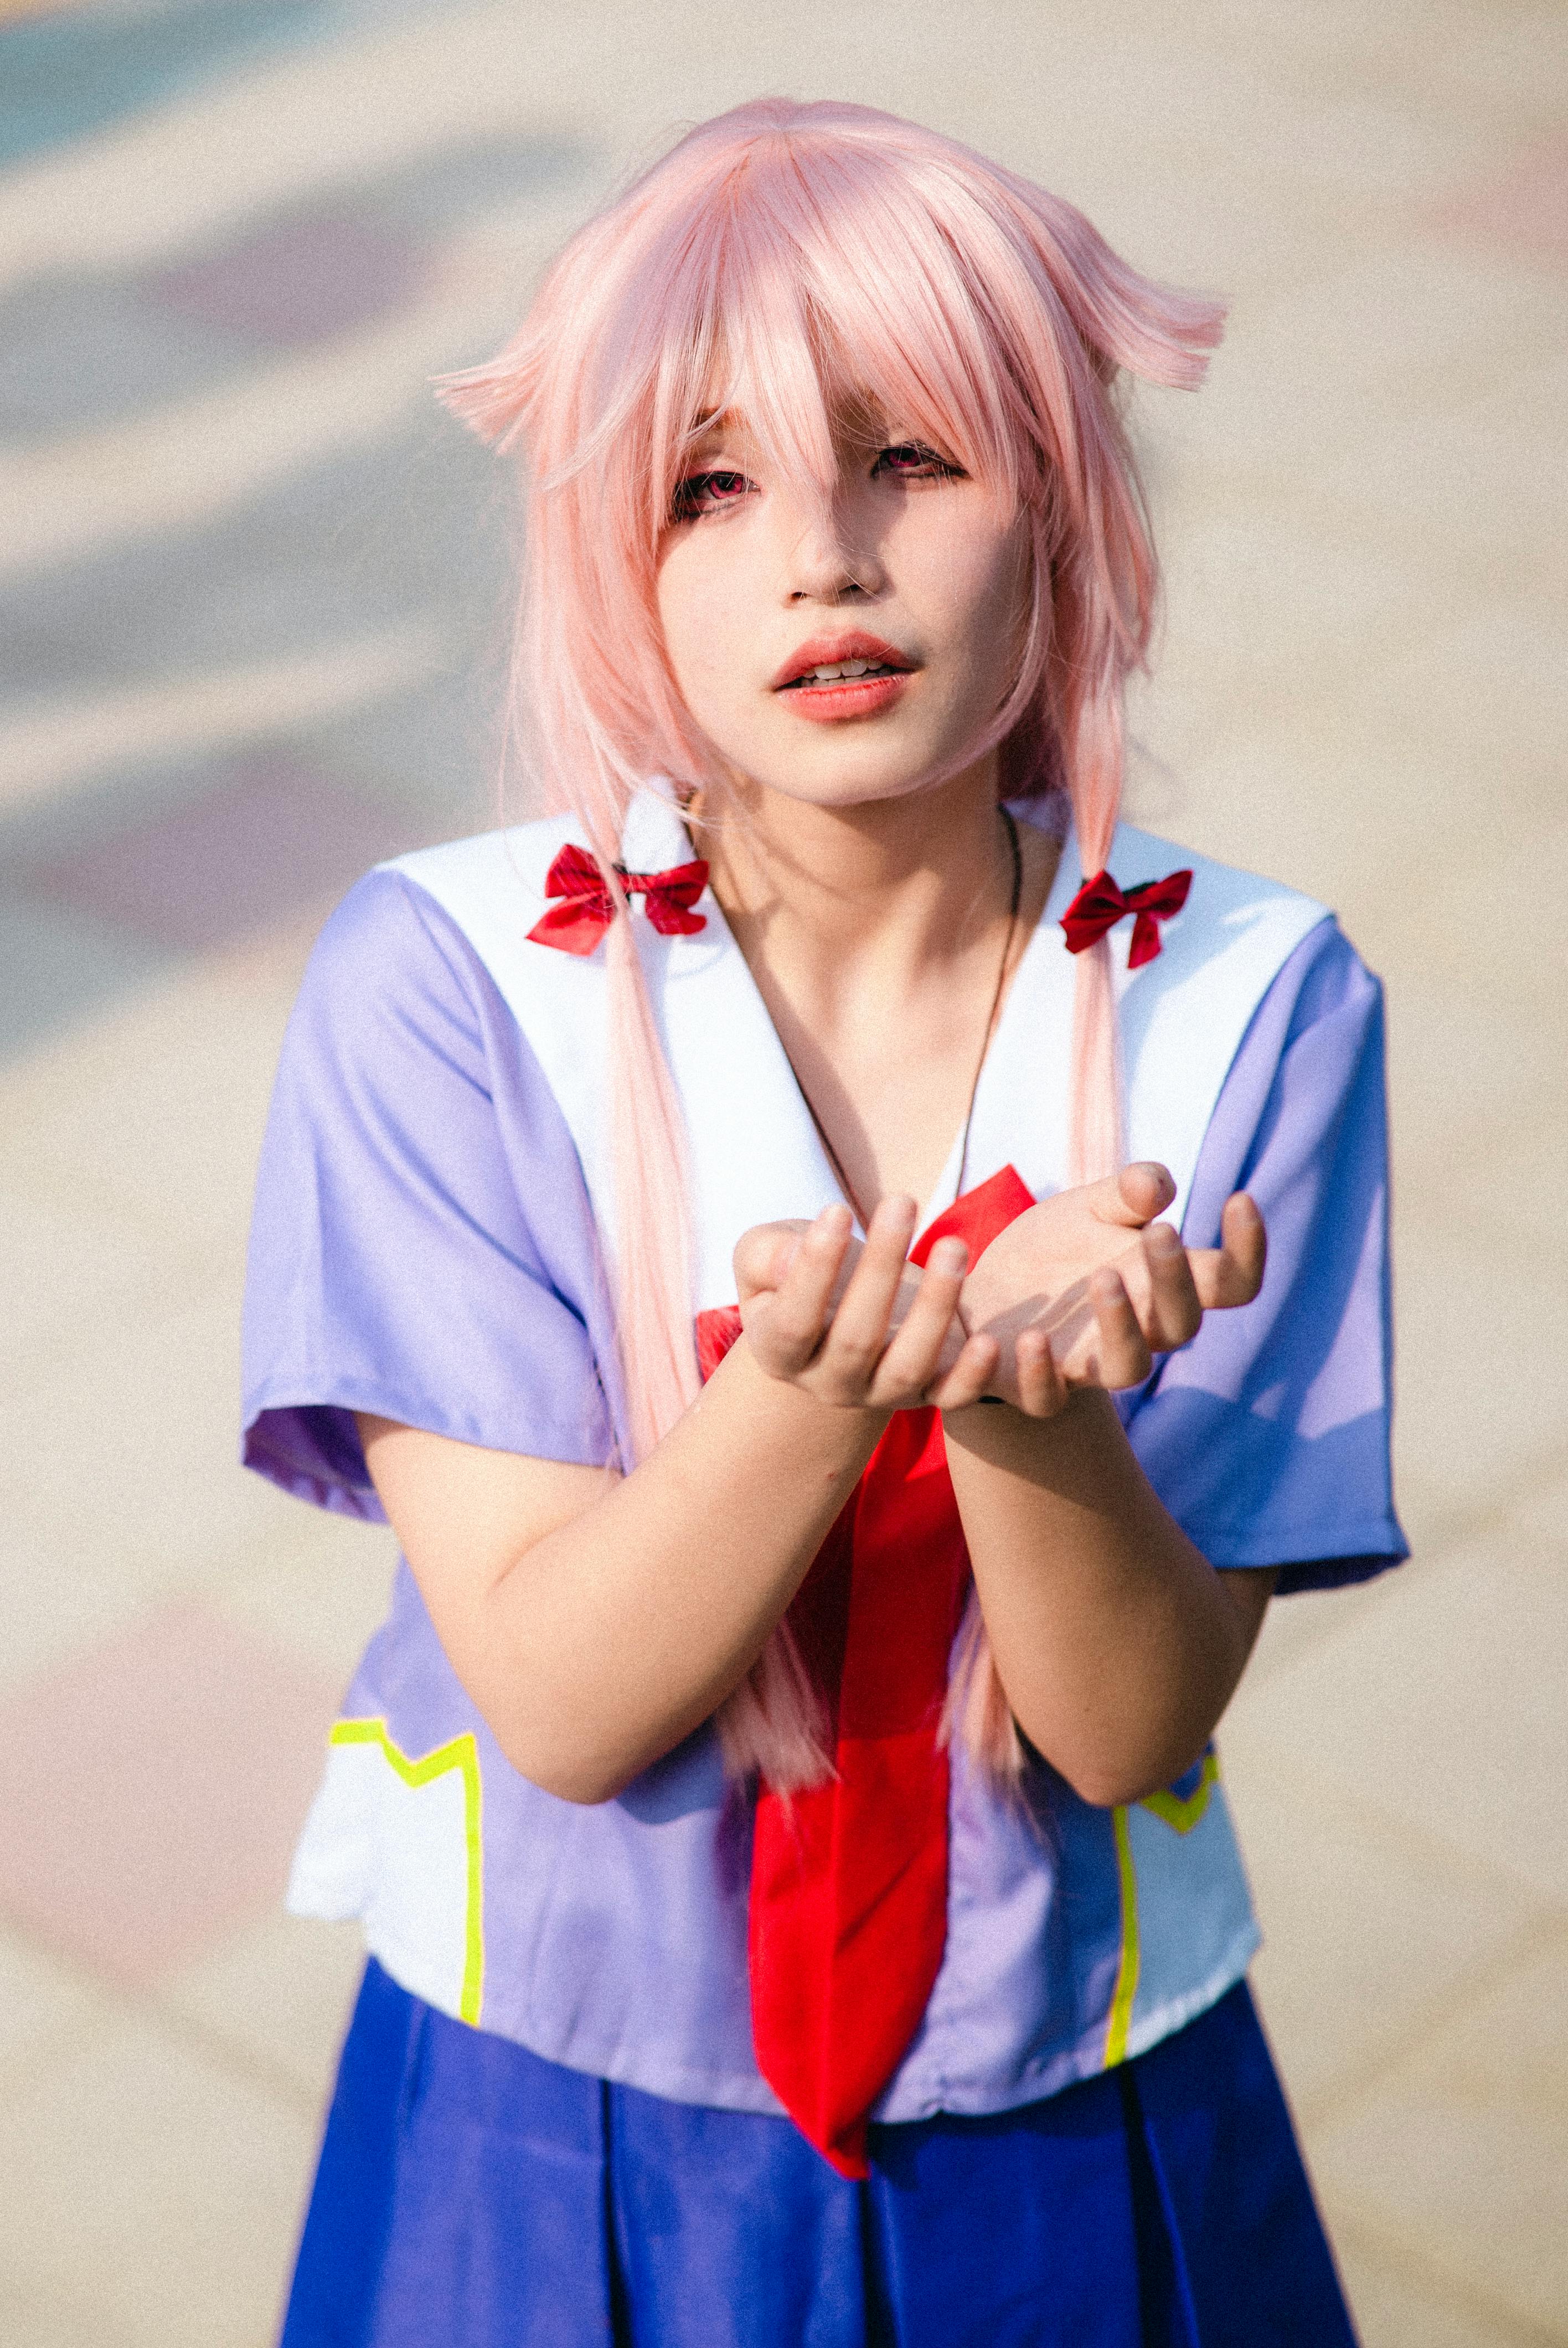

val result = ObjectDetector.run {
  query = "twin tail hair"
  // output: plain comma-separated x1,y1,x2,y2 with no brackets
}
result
440,98,1225,1790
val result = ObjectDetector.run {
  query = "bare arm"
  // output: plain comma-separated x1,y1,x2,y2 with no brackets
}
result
942,1173,1275,1803
943,1394,1277,1806
357,1200,995,1804
359,1352,870,1805
363,1168,1272,1811
742,1164,1278,1805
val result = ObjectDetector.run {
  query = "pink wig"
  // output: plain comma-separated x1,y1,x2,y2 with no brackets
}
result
440,99,1224,1788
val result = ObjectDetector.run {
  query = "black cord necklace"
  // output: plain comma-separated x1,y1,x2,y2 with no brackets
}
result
796,806,1023,1228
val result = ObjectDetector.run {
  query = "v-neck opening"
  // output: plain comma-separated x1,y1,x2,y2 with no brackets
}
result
679,803,1074,1241
915,820,1080,1230
396,799,1327,1312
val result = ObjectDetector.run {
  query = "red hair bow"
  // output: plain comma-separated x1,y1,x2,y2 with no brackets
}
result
526,842,709,956
1060,866,1192,970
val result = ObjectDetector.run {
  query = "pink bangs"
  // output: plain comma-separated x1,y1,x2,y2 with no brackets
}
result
440,100,1225,1790
443,100,1221,821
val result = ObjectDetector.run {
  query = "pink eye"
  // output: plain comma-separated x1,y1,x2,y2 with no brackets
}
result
875,442,962,479
672,469,754,519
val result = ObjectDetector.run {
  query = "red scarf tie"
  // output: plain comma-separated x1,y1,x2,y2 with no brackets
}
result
695,1162,1035,2177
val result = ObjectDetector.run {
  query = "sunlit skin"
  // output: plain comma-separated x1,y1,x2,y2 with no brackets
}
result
357,406,1276,1812
657,413,1029,813
657,410,1265,1405
658,409,1054,1237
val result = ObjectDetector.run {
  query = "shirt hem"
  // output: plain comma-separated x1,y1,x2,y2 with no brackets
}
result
243,1382,614,1516
874,1923,1263,2123
290,1907,1261,2125
1198,1516,1407,1571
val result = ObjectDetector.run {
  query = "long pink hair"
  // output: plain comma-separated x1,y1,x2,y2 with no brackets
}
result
440,99,1224,1788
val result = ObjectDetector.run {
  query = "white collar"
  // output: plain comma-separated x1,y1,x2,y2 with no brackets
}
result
389,793,1328,1309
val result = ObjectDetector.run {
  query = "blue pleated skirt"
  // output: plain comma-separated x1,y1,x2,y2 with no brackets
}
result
280,1961,1356,2347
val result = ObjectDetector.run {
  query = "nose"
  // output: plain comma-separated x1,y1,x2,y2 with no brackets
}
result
782,503,884,605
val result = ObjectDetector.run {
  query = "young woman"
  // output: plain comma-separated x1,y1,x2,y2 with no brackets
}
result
245,98,1404,2346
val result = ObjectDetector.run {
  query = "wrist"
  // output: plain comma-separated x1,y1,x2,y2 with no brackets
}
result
941,1382,1111,1452
727,1327,893,1455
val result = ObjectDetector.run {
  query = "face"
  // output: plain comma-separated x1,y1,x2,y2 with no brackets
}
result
654,405,1030,812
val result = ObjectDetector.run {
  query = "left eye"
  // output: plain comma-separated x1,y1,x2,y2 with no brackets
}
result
671,470,754,520
874,442,962,479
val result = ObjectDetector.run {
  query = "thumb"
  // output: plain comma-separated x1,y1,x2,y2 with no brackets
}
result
1086,1161,1175,1229
734,1219,807,1302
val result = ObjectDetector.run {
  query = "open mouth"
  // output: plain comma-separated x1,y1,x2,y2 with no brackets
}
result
771,633,917,719
780,657,909,689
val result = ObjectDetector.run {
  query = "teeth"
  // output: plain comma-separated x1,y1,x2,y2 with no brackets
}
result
799,658,894,684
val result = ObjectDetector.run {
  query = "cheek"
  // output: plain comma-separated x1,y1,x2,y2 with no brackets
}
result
654,535,754,735
653,545,710,704
899,509,1030,687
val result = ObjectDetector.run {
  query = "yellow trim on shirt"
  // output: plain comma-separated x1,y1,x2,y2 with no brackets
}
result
330,1716,485,2025
1104,1805,1140,2067
1103,1754,1222,2066
1138,1750,1219,1835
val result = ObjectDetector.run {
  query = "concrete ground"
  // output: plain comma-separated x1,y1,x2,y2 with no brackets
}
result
1,1,1564,2339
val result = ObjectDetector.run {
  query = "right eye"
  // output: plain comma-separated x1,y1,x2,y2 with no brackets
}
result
671,470,754,521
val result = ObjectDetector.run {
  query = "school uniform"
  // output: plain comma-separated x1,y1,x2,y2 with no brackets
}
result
243,793,1404,2345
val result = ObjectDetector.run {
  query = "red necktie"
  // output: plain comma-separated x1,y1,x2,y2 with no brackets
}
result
696,1162,1035,2176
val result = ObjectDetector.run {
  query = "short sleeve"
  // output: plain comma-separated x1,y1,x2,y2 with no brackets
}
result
1123,919,1407,1592
241,869,620,1520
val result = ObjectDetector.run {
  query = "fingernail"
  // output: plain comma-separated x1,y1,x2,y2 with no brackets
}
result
931,1238,968,1276
1148,1223,1179,1254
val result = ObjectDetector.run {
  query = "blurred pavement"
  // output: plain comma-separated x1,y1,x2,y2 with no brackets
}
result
0,1,1565,2340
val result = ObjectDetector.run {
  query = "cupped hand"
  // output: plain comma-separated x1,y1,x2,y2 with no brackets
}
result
733,1197,999,1412
957,1162,1266,1413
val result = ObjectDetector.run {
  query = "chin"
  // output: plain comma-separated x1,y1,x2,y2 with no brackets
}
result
737,734,966,812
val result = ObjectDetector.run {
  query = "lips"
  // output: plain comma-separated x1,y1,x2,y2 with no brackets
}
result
770,631,916,692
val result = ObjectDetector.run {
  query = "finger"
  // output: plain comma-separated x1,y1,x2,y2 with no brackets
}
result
817,1194,919,1392
750,1203,854,1369
1220,1192,1267,1297
1013,1326,1069,1418
1081,1160,1175,1231
929,1330,1001,1412
1190,1193,1267,1310
1085,1269,1153,1389
733,1218,811,1304
873,1235,969,1400
1140,1222,1203,1351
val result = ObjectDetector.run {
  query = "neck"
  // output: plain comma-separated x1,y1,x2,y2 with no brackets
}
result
699,755,1013,987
